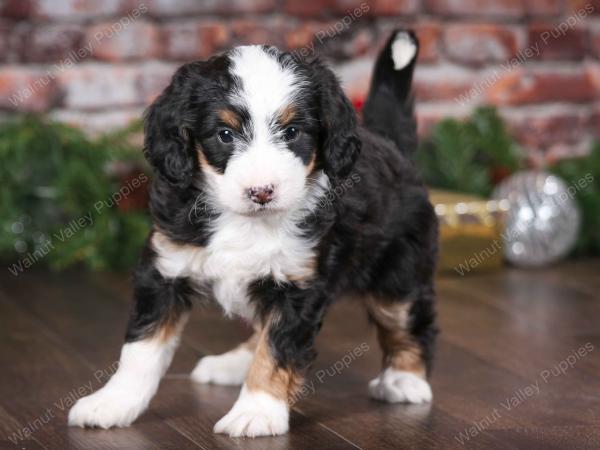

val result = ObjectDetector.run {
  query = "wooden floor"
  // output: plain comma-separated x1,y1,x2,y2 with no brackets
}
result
1,260,599,449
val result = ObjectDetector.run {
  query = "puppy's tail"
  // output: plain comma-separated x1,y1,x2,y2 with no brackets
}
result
363,30,419,157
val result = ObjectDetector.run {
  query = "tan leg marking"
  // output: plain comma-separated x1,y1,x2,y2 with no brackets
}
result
365,297,425,377
157,312,189,343
245,325,303,402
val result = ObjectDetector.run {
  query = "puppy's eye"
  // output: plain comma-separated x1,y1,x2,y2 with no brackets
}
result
283,126,300,142
217,129,234,144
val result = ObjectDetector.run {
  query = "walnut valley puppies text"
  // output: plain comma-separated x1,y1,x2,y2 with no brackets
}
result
7,173,147,276
455,342,594,445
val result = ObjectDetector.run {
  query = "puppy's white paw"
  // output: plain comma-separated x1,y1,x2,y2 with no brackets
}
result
391,31,417,70
369,369,432,404
68,386,148,429
214,387,289,437
191,347,253,386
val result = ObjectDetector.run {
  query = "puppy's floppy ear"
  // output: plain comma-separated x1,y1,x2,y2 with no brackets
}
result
143,67,196,189
311,59,361,181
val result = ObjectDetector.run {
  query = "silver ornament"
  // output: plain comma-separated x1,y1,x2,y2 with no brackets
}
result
492,170,580,267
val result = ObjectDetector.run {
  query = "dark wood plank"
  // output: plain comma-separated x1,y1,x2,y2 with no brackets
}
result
0,270,355,450
0,289,202,450
490,425,600,449
2,260,600,449
446,268,600,335
291,301,518,449
89,272,357,449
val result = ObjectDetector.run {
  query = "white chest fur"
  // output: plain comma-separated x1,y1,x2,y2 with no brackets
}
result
152,213,316,319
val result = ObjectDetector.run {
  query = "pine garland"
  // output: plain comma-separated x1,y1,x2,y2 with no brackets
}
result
551,143,600,255
416,106,599,256
0,116,150,273
417,106,523,197
1,109,598,273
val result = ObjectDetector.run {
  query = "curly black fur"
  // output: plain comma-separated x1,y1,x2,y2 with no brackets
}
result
127,30,438,381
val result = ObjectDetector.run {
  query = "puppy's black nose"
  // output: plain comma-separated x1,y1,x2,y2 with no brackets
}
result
247,185,275,205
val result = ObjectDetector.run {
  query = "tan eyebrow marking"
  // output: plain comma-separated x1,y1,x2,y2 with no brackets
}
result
305,151,317,174
196,147,219,175
278,105,296,125
218,109,241,129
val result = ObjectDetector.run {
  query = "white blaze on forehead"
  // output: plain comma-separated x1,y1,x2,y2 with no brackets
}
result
209,45,310,216
228,46,300,133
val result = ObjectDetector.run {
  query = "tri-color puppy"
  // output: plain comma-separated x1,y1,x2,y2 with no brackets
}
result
68,30,438,437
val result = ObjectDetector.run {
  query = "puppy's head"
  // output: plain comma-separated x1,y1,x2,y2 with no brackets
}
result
144,45,360,216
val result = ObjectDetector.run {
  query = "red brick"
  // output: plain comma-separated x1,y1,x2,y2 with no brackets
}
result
51,108,144,135
35,0,124,20
0,67,58,111
369,0,420,15
144,0,207,16
424,0,525,18
285,21,333,50
546,141,590,162
331,0,374,14
219,0,277,13
525,0,564,16
288,20,374,58
504,107,591,153
137,61,177,104
416,104,470,137
414,66,477,102
337,27,376,58
528,23,587,60
444,24,520,66
231,19,287,48
588,63,600,97
285,0,371,16
590,25,600,58
1,0,35,19
17,24,84,63
487,68,595,105
145,0,275,16
284,0,335,16
57,64,141,110
162,21,229,61
334,58,372,103
310,24,376,60
0,21,12,61
374,22,440,63
87,21,161,61
591,106,600,140
566,0,599,15
414,23,442,63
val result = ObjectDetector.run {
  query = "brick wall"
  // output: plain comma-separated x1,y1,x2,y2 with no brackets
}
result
1,0,599,164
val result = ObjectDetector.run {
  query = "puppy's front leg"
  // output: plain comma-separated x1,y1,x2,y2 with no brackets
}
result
68,251,192,429
214,284,329,438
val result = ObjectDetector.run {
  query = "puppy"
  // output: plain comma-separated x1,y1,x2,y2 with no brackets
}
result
68,30,438,437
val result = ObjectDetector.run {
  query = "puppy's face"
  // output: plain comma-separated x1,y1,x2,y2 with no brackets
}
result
198,47,319,215
144,45,360,218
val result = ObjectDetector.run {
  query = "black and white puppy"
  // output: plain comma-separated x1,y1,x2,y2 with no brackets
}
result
68,30,438,437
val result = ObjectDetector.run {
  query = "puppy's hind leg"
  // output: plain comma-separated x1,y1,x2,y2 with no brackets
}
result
68,249,192,429
365,286,437,404
191,326,259,386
